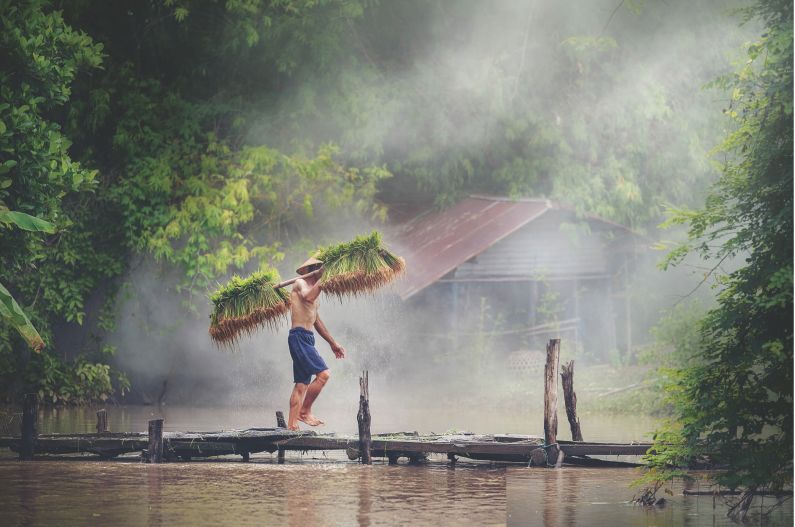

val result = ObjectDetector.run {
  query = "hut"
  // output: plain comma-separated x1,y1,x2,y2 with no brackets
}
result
390,195,647,367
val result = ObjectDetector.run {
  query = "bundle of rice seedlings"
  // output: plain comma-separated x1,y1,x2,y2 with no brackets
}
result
315,231,405,298
209,269,290,346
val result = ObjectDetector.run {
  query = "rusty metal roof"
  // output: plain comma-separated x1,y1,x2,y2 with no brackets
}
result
389,196,551,299
389,195,645,300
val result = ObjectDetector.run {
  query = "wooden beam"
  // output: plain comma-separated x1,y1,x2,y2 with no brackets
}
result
1,430,653,462
276,411,285,463
96,409,108,434
147,419,163,463
357,371,372,464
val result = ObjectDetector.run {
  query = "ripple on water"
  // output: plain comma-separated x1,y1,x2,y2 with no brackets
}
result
0,457,792,526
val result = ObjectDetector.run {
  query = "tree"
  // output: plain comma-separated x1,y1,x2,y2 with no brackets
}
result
0,0,388,403
0,0,129,403
643,0,793,519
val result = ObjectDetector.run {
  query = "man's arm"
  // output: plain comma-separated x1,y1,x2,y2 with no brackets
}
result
296,270,323,303
314,315,345,359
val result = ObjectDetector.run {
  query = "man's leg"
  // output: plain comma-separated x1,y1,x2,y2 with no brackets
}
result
299,369,330,426
287,383,308,430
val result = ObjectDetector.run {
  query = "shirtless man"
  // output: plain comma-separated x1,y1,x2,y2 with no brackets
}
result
287,257,346,430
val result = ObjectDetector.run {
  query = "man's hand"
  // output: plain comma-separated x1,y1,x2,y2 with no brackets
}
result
331,342,346,359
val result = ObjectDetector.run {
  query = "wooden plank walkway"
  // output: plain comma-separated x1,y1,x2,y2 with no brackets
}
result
0,429,652,464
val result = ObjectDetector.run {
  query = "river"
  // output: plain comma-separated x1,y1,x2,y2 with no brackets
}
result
0,405,791,526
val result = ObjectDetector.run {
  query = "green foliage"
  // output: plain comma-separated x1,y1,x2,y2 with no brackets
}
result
0,210,55,233
0,0,773,410
0,0,390,402
0,281,44,352
0,207,55,351
365,1,734,228
645,0,793,497
29,353,130,405
124,141,389,301
0,0,124,403
639,301,708,370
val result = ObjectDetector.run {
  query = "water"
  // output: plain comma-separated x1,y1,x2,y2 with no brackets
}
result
0,406,791,526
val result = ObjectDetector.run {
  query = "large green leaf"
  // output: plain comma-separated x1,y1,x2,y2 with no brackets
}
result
0,210,56,233
0,282,44,352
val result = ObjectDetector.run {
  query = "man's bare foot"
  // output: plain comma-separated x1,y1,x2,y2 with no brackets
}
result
298,413,324,426
287,424,300,431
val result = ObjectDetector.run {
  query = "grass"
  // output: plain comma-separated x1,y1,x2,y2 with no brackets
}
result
209,269,290,346
314,231,405,298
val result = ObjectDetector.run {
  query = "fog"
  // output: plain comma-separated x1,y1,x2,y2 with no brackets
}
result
108,0,754,423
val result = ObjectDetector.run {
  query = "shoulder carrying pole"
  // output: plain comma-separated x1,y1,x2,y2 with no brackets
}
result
274,268,323,289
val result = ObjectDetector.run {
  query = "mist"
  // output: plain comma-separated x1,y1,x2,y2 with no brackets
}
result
106,0,755,429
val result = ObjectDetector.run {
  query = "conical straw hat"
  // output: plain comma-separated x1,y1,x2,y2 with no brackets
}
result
296,256,323,275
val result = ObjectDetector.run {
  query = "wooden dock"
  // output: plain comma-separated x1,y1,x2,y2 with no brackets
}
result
1,342,654,467
0,429,651,465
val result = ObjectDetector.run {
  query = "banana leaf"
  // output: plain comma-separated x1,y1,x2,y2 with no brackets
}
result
0,281,44,352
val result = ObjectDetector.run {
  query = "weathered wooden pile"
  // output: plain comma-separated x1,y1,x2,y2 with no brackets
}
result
0,340,653,466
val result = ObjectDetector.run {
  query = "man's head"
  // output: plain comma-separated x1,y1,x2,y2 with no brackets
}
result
296,256,323,283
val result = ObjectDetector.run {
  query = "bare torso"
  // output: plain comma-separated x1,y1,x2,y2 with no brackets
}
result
290,278,318,330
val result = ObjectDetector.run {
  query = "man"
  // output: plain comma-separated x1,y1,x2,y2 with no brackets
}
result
287,257,346,430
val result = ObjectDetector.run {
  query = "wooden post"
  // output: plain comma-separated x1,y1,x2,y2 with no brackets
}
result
529,448,547,467
560,361,583,442
276,411,286,463
20,393,37,460
147,418,164,463
357,370,372,465
623,254,632,362
543,339,561,464
96,409,108,433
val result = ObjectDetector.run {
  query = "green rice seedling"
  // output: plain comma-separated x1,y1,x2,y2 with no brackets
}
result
314,231,405,298
209,269,290,346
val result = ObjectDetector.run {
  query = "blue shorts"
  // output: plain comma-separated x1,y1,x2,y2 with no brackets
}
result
288,327,328,385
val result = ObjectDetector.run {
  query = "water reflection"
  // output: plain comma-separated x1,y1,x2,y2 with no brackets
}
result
357,467,372,527
147,466,162,527
0,459,792,526
16,462,35,527
0,406,792,526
